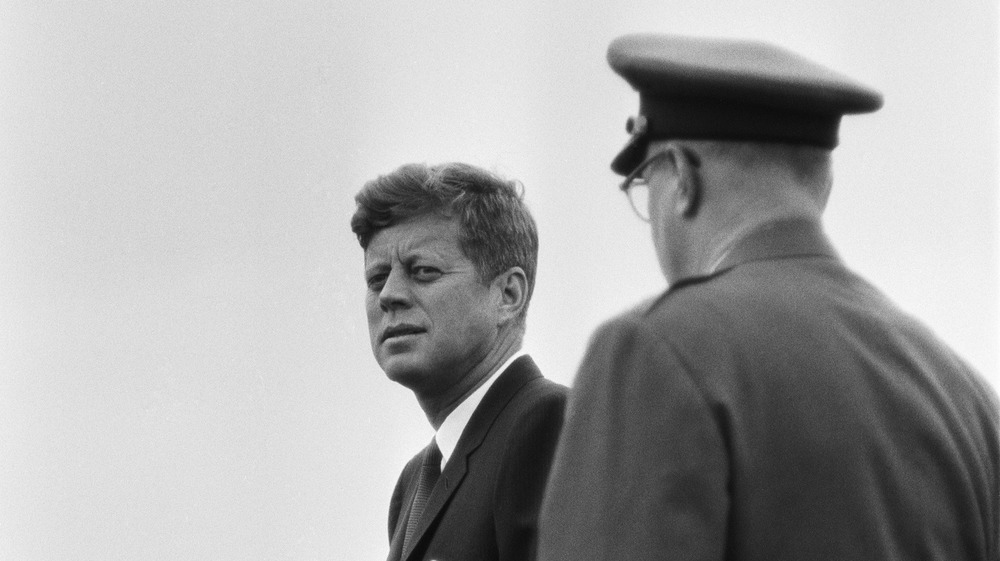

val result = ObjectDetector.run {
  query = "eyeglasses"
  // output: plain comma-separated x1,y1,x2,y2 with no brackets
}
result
618,148,701,222
619,151,668,222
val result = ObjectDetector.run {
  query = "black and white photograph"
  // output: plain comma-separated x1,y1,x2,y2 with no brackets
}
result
1,1,996,560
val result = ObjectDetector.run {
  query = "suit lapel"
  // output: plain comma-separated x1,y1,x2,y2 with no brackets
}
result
387,458,423,561
401,356,541,561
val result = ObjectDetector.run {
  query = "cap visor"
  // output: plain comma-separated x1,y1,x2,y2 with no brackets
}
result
611,134,648,176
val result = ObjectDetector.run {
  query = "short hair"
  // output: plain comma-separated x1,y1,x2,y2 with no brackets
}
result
351,162,539,323
695,140,833,188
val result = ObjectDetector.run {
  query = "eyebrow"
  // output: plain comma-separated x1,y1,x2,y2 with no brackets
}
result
363,259,389,276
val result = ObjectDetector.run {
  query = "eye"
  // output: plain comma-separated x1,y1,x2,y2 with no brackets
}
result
366,272,387,292
411,266,442,282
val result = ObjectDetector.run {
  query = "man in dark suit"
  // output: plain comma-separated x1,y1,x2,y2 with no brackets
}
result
352,162,566,561
539,34,1000,561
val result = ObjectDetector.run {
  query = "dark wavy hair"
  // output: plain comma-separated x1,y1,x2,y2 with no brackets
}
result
351,162,539,323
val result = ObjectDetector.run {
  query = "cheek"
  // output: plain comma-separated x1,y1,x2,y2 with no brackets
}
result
432,293,493,334
649,182,666,217
648,197,665,244
649,182,677,234
365,294,381,334
364,293,380,320
647,202,674,277
430,298,470,330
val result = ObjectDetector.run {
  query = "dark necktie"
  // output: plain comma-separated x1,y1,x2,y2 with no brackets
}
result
402,440,442,556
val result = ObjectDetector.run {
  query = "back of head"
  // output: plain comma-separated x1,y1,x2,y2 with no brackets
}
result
351,162,539,323
692,140,834,206
607,34,880,254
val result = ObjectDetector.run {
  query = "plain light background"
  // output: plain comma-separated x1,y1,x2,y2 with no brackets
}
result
1,1,997,560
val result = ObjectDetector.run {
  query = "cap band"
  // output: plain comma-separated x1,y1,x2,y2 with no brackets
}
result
606,34,881,176
640,95,842,148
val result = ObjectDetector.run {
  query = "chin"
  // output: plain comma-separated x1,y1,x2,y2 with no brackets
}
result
380,357,430,389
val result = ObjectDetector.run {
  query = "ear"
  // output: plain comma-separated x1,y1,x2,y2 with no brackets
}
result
669,146,702,218
491,266,528,325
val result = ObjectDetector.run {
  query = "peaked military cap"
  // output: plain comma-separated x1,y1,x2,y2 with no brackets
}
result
608,33,884,175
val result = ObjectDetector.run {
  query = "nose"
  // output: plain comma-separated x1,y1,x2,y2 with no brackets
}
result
378,267,412,312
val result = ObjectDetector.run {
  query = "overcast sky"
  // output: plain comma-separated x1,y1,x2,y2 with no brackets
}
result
1,1,996,559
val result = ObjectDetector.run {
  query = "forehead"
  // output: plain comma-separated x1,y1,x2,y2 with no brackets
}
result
364,214,466,264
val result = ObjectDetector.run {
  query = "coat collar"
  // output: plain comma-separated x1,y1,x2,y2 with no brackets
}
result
395,355,542,561
712,217,838,273
644,218,838,314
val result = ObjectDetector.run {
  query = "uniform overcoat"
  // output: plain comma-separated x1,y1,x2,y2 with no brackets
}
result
539,219,1000,561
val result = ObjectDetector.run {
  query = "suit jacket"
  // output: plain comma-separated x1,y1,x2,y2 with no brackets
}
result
539,219,1000,561
388,355,566,561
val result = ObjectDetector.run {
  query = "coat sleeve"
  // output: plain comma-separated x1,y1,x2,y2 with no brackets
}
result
539,318,730,561
494,384,567,561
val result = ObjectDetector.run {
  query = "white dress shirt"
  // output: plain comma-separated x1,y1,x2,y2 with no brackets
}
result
433,350,527,471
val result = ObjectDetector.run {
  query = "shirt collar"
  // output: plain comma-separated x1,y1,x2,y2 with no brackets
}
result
434,349,527,471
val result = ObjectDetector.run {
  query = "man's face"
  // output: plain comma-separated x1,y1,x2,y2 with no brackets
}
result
363,214,500,396
643,146,681,283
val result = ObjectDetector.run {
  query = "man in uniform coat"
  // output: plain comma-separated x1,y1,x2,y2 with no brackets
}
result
539,34,1000,561
352,162,566,561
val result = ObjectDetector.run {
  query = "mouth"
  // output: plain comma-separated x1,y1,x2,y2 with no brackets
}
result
381,324,426,343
